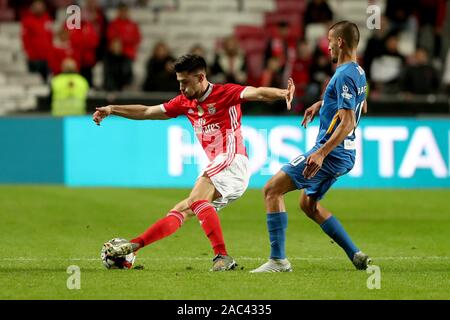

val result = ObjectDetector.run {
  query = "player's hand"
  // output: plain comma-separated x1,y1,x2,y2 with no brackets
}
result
285,77,295,110
302,150,325,179
301,101,321,128
93,106,112,126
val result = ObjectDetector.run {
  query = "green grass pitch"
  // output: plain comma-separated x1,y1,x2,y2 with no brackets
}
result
0,186,449,299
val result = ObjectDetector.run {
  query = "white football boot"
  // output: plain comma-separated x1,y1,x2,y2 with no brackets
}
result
104,239,134,257
250,258,292,273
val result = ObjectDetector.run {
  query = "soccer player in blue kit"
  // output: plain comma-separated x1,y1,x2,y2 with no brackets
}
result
251,21,371,273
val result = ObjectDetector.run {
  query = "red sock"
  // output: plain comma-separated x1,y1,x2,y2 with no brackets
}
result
131,210,184,248
190,200,227,256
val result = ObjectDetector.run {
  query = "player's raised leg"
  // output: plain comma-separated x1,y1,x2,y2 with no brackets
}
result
250,171,296,273
104,199,191,258
104,178,212,258
128,200,191,250
299,191,371,270
106,174,236,271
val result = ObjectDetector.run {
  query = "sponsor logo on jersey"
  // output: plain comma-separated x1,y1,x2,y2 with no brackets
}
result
196,118,206,126
341,85,353,99
202,123,220,134
193,118,219,135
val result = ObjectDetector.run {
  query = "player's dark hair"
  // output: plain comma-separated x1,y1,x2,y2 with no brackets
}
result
174,54,207,74
329,21,360,49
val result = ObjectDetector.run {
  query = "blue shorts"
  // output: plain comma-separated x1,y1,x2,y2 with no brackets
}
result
281,148,354,200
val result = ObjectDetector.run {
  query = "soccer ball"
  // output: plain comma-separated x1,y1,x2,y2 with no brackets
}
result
100,238,136,269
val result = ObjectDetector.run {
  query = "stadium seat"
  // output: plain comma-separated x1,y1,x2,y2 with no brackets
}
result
243,0,276,13
264,11,301,27
234,25,267,41
16,95,37,111
128,8,155,24
8,74,43,86
178,0,213,12
140,24,170,39
0,22,21,38
0,85,26,98
276,0,307,13
0,73,6,85
210,1,239,12
238,37,267,55
0,50,12,64
0,101,16,115
27,85,50,97
305,23,328,47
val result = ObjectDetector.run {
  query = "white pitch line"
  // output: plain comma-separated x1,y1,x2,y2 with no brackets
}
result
0,256,449,262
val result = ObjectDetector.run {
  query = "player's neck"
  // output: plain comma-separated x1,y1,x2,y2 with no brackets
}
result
197,81,210,99
337,51,357,67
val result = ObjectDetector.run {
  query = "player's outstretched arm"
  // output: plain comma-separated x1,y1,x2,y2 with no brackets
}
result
301,100,322,128
93,104,169,125
242,78,295,110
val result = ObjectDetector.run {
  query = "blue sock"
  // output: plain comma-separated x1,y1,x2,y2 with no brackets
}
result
320,215,359,260
267,212,288,259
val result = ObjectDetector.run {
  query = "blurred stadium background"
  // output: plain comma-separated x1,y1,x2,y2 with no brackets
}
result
0,0,449,300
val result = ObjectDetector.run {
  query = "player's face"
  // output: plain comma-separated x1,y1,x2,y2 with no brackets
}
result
176,72,203,100
328,29,340,64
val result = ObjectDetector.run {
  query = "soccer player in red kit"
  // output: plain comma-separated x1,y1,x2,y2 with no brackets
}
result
93,54,295,271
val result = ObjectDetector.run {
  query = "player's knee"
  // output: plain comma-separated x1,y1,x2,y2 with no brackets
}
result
187,197,201,208
300,198,315,218
263,183,282,203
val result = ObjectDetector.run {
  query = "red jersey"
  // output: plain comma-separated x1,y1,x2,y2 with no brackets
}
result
107,18,141,60
68,21,100,68
162,83,248,162
21,11,53,61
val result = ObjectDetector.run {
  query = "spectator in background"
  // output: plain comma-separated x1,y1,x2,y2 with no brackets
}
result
103,38,132,91
444,48,450,93
303,0,333,26
189,43,207,59
291,39,312,98
261,56,284,88
51,58,89,117
363,15,391,83
83,0,108,62
210,35,247,85
67,14,100,87
105,3,141,90
384,0,415,33
142,41,178,92
415,0,447,59
400,47,439,94
12,0,57,20
309,46,332,99
50,27,81,76
21,0,53,81
264,21,291,71
259,56,286,114
370,31,405,94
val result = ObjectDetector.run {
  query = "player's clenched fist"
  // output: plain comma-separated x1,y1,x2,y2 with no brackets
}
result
93,106,112,125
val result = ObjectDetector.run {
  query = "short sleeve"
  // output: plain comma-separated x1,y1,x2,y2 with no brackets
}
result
222,83,248,105
335,73,357,111
162,95,185,118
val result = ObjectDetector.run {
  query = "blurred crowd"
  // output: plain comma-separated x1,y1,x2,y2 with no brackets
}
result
9,0,450,113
